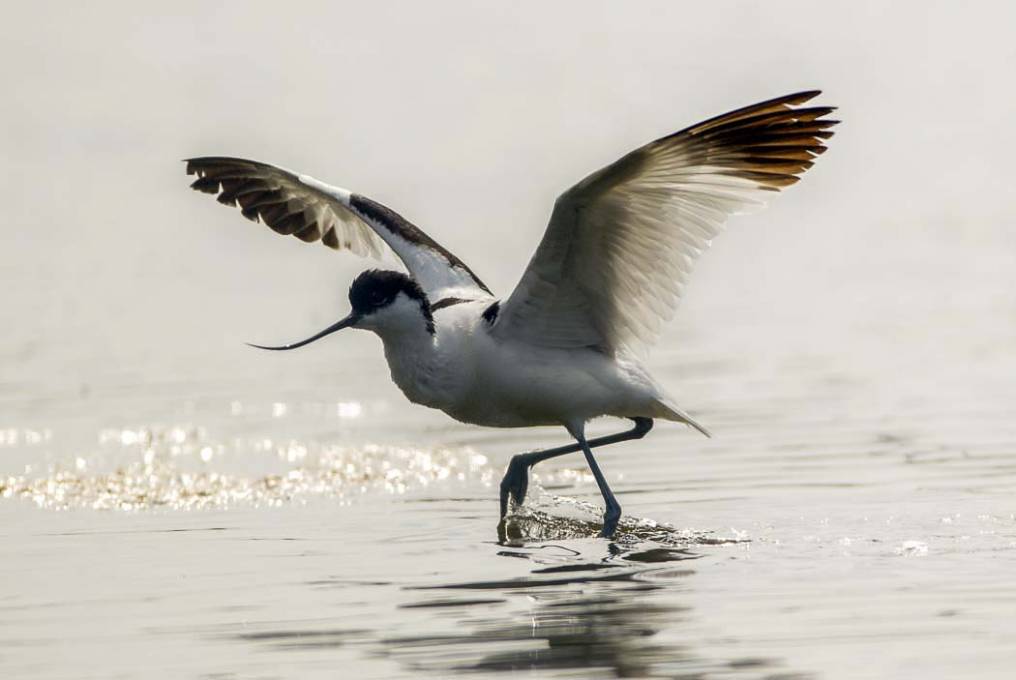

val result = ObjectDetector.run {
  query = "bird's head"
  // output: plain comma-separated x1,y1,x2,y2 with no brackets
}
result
347,269,434,334
249,269,434,351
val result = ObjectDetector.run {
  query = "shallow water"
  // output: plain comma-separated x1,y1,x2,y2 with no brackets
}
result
4,3,1016,678
5,256,1016,680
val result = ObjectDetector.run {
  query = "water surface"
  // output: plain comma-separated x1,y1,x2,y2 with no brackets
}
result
3,3,1016,678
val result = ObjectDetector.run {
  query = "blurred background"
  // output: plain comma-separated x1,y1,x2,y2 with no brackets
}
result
2,2,1015,679
3,0,1013,441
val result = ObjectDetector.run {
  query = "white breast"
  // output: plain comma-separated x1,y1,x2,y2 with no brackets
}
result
378,299,485,413
378,299,667,429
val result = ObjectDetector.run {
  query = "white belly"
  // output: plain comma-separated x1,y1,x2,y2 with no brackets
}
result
377,302,666,430
447,340,662,429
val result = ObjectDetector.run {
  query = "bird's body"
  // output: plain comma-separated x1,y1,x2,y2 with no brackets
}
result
185,90,837,537
380,296,686,430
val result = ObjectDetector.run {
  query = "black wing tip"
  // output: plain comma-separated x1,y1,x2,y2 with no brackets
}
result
664,89,837,145
786,89,822,100
184,157,220,176
184,156,266,175
185,155,250,163
769,90,824,107
739,89,824,110
189,176,220,193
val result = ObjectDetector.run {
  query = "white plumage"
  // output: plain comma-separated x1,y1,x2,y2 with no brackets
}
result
185,91,837,537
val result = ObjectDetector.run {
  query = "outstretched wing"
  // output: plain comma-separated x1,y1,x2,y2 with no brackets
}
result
490,91,837,355
185,157,491,300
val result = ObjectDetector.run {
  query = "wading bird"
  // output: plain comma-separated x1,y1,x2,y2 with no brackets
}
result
185,91,836,537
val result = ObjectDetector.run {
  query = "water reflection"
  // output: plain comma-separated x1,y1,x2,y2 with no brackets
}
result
386,532,791,678
214,505,793,678
388,587,689,676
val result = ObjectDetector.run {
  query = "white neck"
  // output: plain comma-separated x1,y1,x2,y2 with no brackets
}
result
359,294,447,409
378,323,448,409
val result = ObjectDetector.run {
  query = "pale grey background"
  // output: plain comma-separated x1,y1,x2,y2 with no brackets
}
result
3,1,1013,415
2,3,1015,679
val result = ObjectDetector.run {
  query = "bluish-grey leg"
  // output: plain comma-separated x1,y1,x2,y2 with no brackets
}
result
578,435,622,538
498,418,652,519
499,444,573,518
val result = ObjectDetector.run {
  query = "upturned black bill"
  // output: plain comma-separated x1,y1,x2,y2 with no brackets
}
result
247,314,358,351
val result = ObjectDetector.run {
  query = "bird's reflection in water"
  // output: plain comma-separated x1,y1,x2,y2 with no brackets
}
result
385,511,794,678
394,585,689,676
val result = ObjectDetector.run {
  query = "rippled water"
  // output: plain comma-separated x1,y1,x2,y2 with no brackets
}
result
5,270,1015,680
4,3,1016,679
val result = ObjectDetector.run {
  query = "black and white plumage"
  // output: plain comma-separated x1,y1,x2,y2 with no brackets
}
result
185,91,837,537
187,157,491,303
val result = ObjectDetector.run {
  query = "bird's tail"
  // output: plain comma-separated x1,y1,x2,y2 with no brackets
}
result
653,398,712,438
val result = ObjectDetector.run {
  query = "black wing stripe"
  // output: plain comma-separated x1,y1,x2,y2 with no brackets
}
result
349,194,492,295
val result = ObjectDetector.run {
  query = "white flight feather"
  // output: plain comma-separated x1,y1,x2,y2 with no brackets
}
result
491,94,835,357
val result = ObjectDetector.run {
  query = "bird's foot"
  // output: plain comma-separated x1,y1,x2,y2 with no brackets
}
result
496,515,525,545
599,503,622,539
498,454,531,518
